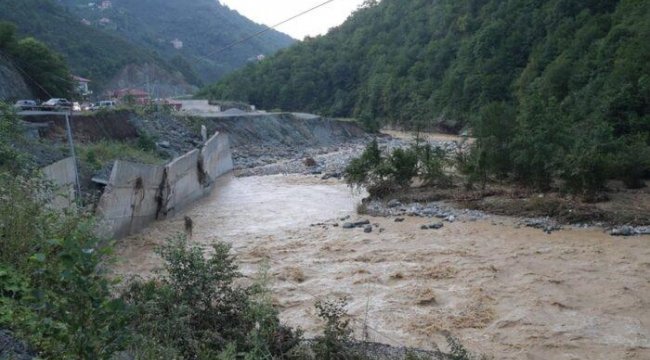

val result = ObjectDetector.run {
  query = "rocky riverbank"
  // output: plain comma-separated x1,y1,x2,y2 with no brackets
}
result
231,128,650,237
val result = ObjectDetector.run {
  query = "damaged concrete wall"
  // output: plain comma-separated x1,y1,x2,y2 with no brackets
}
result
160,149,203,218
202,132,234,181
95,161,165,239
95,131,233,239
41,157,77,209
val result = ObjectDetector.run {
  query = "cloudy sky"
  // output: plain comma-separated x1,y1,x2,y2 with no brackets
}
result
220,0,366,39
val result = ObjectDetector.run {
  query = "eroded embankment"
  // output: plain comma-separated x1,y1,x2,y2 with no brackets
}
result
113,174,650,360
23,110,367,169
188,113,368,171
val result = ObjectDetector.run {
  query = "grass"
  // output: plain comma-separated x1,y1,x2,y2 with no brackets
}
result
77,140,166,170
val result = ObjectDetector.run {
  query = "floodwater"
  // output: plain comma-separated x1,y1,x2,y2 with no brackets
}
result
114,174,650,359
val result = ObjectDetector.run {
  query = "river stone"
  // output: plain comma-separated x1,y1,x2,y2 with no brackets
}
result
364,225,373,233
611,226,637,236
637,226,650,235
387,199,401,208
429,223,444,230
157,140,171,148
342,222,355,229
353,219,371,227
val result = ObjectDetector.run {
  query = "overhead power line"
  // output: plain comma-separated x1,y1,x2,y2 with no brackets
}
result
207,0,339,57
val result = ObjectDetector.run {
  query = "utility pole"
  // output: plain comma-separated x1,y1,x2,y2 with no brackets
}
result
64,110,82,203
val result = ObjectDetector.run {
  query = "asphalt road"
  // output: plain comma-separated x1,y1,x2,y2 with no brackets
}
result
17,110,74,116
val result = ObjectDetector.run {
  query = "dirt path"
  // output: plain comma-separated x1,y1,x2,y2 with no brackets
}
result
113,174,650,359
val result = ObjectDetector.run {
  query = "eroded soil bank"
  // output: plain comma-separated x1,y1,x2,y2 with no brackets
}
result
113,174,650,360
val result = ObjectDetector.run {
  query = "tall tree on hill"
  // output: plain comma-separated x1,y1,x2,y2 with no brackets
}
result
10,38,72,99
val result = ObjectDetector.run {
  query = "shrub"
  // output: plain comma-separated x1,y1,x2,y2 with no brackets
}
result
0,103,29,173
345,138,382,186
137,131,157,152
418,143,452,187
386,147,419,188
313,297,358,360
122,236,300,358
0,172,131,359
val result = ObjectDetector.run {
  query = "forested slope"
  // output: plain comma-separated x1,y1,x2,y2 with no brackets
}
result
57,0,295,84
0,0,185,92
201,0,649,134
0,22,74,99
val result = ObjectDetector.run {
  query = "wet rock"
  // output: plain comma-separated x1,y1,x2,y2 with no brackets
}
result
523,218,562,234
364,225,373,233
342,222,355,229
304,157,317,167
637,226,650,235
321,172,341,180
429,223,444,230
340,215,351,221
353,219,371,227
394,218,405,222
421,225,430,230
611,226,637,236
387,199,401,208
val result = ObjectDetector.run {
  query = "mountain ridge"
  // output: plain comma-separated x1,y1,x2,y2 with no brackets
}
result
56,0,295,85
0,0,295,96
200,0,649,134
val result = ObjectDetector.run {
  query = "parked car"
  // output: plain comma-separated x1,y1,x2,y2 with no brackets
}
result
42,98,72,111
98,100,116,109
13,100,37,111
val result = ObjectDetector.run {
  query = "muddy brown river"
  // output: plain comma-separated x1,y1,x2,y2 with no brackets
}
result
113,174,650,359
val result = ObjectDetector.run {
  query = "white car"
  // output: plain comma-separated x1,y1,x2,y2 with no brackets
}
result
13,100,37,111
98,100,116,108
42,98,72,111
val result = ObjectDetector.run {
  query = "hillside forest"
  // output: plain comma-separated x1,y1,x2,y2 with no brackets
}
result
0,0,294,93
201,0,650,194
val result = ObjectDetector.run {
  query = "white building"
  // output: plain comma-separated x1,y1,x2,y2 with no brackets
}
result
171,38,184,49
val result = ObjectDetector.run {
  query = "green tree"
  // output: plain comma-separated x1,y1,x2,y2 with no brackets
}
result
471,102,517,180
560,120,615,197
10,37,73,98
511,93,569,190
0,21,16,49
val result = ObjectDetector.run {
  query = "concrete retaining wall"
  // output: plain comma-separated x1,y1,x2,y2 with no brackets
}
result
95,131,233,239
41,157,77,209
202,132,234,181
